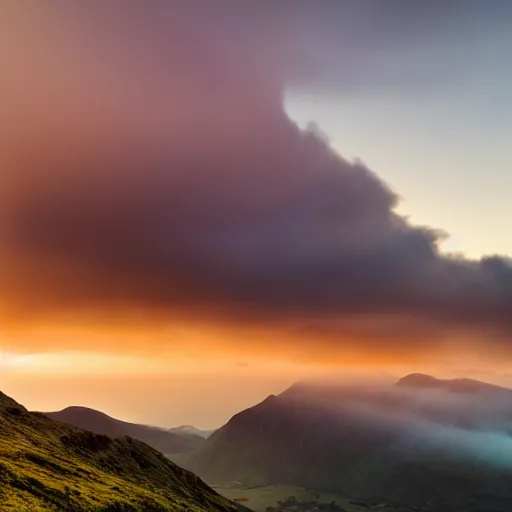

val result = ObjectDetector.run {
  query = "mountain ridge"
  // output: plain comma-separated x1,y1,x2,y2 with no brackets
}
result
397,372,512,394
184,374,512,511
44,405,205,455
0,391,239,511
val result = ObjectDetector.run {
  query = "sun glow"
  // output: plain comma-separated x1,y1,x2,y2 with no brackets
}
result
0,350,32,369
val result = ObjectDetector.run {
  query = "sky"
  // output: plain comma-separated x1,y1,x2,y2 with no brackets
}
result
1,1,512,427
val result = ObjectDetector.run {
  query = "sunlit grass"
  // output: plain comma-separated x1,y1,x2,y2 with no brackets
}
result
0,394,236,512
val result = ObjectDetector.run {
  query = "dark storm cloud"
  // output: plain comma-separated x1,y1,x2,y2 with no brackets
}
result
1,1,512,345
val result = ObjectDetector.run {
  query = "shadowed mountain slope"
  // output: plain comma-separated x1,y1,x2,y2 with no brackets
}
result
184,377,512,512
0,392,238,512
44,406,204,454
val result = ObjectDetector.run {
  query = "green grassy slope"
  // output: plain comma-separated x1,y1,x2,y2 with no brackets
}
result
0,391,237,512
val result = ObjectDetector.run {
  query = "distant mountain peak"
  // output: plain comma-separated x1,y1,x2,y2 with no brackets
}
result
397,373,510,394
170,425,216,439
44,405,206,454
396,373,439,388
60,405,104,412
57,405,113,417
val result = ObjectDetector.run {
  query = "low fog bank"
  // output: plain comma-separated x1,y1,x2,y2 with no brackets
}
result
285,374,512,470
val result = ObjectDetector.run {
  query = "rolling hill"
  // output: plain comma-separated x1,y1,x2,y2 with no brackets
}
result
170,425,215,439
184,375,512,511
0,391,239,512
44,406,205,455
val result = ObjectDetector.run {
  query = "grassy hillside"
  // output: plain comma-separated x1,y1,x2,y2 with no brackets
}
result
44,406,204,454
0,391,237,512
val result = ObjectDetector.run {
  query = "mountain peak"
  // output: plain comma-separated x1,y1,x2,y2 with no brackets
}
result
45,405,206,454
396,373,439,388
59,405,111,415
397,373,510,394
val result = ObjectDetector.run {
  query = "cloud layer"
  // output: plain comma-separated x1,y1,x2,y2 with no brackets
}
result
1,2,511,356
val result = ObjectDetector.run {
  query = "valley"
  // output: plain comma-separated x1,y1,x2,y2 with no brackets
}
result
213,484,424,512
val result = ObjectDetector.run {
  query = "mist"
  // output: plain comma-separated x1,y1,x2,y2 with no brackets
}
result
285,375,512,472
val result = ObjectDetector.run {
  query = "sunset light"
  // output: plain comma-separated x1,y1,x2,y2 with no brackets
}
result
2,3,512,511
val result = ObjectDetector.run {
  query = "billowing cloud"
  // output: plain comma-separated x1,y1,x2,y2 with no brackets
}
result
1,2,511,357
